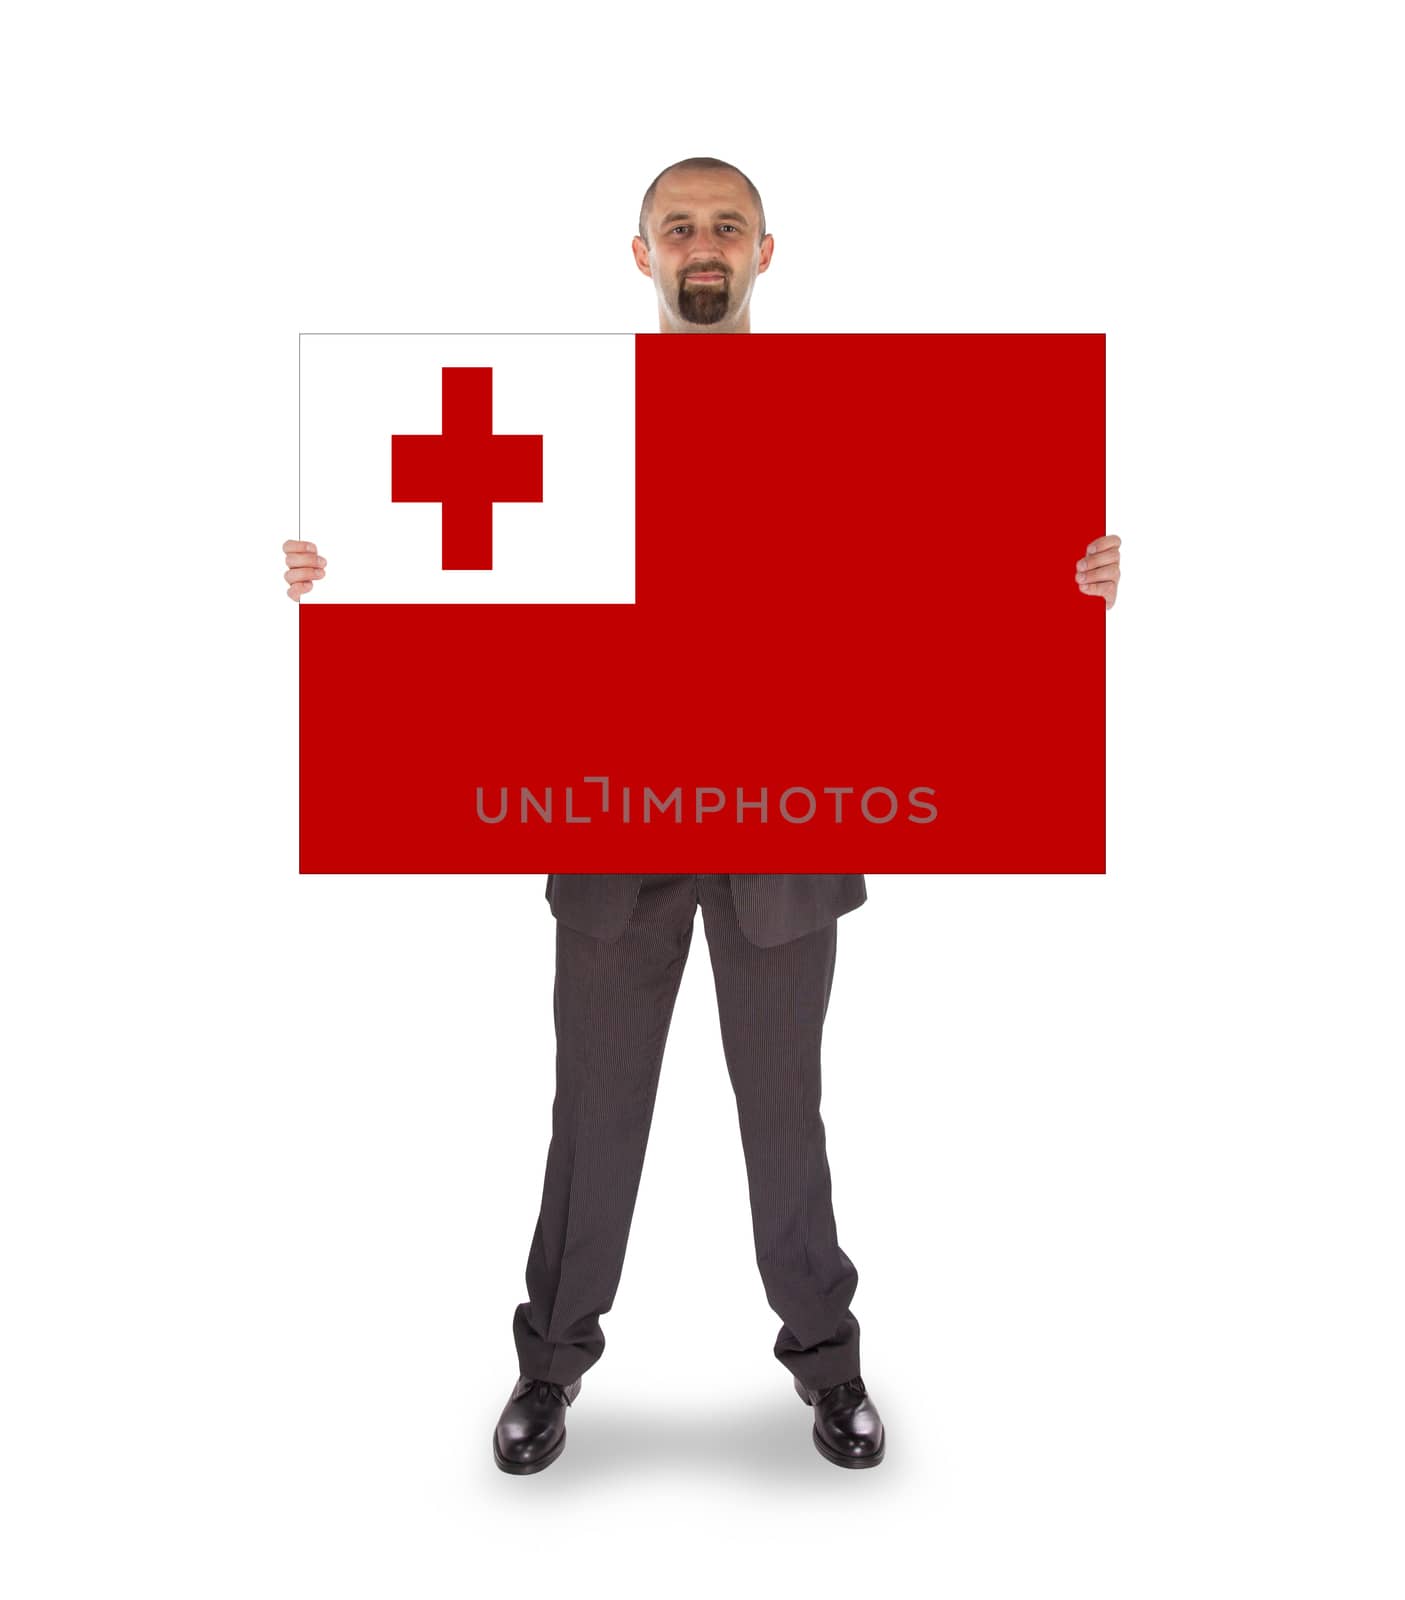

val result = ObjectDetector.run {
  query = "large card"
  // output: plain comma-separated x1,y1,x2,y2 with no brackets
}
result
298,333,1104,872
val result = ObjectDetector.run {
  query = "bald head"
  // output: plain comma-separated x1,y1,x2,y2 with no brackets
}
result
638,156,766,247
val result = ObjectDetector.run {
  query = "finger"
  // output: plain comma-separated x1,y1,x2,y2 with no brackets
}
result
284,566,325,584
1084,534,1120,555
1078,580,1118,599
1076,550,1120,574
286,553,326,571
287,580,313,600
283,539,319,555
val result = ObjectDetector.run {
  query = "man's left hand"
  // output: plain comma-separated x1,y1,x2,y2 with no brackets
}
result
1075,535,1121,609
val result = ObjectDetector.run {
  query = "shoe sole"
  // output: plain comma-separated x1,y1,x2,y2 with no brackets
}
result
493,1427,568,1475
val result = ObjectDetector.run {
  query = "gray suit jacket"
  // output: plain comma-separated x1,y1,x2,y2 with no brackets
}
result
544,874,867,949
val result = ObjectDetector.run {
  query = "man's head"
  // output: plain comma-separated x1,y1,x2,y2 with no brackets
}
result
633,156,773,334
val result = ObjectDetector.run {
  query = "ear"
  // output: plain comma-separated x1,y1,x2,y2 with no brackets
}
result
631,236,653,277
757,233,775,274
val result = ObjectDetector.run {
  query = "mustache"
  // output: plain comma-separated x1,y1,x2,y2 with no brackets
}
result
681,264,728,279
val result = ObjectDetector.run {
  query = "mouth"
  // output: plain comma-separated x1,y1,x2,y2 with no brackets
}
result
685,272,725,284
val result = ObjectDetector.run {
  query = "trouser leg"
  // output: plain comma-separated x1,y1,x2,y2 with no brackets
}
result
697,874,862,1390
513,874,697,1385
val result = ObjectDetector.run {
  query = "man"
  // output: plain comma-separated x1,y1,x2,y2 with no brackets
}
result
283,157,1122,1476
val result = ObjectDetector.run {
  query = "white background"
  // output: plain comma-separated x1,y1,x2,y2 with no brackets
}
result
3,3,1401,1597
299,334,635,603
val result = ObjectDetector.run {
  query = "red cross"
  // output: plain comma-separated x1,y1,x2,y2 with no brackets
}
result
391,367,543,570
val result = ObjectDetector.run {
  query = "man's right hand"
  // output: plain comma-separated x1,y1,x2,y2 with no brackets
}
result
283,540,326,600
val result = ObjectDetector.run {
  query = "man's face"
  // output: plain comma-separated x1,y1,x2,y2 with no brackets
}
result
633,170,772,328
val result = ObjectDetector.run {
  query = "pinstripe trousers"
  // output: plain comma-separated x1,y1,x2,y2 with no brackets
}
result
513,873,863,1390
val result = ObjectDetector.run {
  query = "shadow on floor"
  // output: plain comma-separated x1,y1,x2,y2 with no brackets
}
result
482,1390,895,1489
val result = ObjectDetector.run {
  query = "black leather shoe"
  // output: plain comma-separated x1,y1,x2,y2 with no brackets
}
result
794,1374,885,1467
493,1374,582,1474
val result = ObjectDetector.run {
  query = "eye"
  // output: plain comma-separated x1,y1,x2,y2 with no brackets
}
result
720,224,738,233
671,225,689,235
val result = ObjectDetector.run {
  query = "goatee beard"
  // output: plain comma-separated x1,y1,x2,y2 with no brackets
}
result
677,277,731,326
